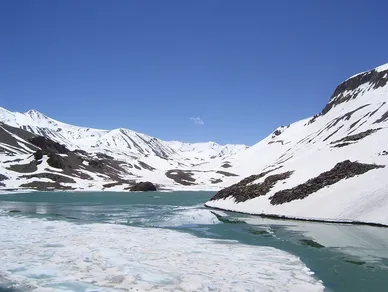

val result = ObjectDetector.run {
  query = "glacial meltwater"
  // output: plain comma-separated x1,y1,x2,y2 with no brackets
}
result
0,191,387,292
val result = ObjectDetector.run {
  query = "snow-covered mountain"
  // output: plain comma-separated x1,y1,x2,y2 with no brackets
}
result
2,62,388,226
0,107,247,191
206,63,388,226
0,108,247,159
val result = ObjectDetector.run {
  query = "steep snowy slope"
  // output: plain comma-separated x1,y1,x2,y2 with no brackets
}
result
206,63,388,226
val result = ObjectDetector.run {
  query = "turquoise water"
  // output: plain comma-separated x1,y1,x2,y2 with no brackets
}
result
0,191,388,291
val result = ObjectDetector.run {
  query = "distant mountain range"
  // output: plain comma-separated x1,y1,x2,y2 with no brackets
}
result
0,106,248,191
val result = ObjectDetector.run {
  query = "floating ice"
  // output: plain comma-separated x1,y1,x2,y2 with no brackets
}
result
0,216,324,292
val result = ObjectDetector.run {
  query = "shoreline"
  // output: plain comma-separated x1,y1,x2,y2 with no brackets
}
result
204,204,388,228
0,188,218,195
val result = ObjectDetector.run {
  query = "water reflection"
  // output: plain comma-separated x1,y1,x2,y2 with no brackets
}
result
232,213,388,264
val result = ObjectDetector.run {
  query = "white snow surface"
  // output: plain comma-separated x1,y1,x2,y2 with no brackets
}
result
0,216,324,291
206,63,388,225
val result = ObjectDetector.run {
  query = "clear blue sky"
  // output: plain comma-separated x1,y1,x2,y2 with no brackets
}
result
0,1,387,145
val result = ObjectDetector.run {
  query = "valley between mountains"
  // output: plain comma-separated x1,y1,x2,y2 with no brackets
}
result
2,63,388,225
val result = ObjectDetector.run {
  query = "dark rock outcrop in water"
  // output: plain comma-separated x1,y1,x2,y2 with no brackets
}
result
210,168,293,203
130,181,157,192
270,160,384,205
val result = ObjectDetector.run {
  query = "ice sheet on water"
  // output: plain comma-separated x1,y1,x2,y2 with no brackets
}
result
0,216,324,292
105,205,221,227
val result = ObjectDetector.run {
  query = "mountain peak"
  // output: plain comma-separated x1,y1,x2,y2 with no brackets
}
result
25,109,46,117
321,63,388,115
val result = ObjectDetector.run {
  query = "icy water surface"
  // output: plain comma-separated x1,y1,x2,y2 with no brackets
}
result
0,191,388,291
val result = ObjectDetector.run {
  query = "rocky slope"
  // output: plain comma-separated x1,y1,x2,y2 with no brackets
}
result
206,63,388,226
0,109,247,191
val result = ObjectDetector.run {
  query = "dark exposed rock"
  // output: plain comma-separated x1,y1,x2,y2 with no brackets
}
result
84,158,127,181
28,136,69,154
0,128,131,186
349,118,363,130
216,171,238,177
166,169,196,186
96,153,114,160
373,110,388,124
130,181,157,192
307,114,321,125
221,163,232,168
134,164,141,170
210,178,223,184
268,140,284,145
73,149,89,156
19,173,75,184
332,142,353,148
3,158,23,163
138,161,156,171
379,150,388,156
0,174,7,181
321,67,388,115
20,181,74,190
0,182,4,187
33,150,43,160
0,123,38,153
270,160,385,205
325,105,370,131
47,154,68,169
272,129,282,136
89,159,104,169
210,169,293,203
331,128,381,145
369,102,386,118
323,125,343,142
8,160,40,173
275,155,293,165
103,182,124,189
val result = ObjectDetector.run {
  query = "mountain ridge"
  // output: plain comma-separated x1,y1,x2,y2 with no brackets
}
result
205,62,388,226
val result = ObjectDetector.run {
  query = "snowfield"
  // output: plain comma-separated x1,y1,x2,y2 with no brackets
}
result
0,215,324,292
206,63,388,226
